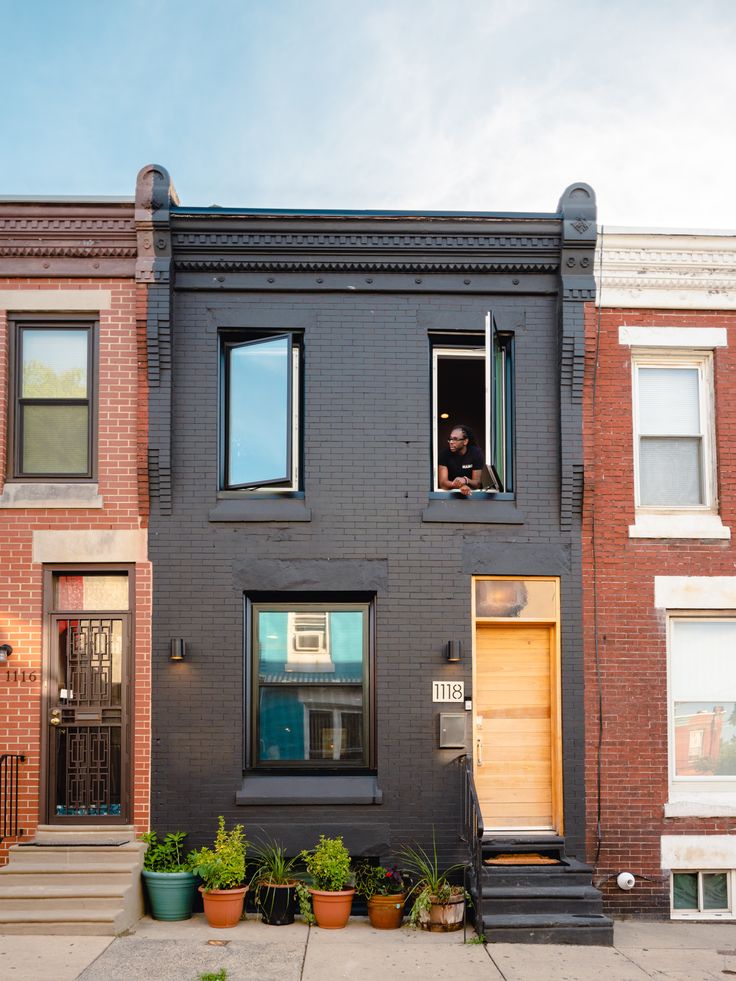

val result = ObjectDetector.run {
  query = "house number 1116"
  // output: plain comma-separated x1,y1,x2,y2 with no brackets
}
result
432,681,464,703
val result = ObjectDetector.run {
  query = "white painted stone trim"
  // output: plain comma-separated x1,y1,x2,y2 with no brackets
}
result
654,575,736,609
662,834,736,867
0,483,103,509
619,326,728,347
0,290,112,310
32,529,147,563
629,513,730,540
664,798,736,819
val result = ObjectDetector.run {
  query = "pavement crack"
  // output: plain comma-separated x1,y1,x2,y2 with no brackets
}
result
484,945,510,981
299,923,311,979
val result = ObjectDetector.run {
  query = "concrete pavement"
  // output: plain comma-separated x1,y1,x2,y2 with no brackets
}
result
1,916,736,981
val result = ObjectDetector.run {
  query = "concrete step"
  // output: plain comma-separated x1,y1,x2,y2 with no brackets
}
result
0,908,125,936
7,845,143,866
482,912,614,946
0,867,132,885
480,870,593,889
0,882,129,900
34,824,136,843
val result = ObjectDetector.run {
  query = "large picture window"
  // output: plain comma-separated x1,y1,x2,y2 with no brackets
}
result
248,599,372,769
431,313,514,493
633,352,715,509
221,332,301,490
669,617,736,788
10,321,94,479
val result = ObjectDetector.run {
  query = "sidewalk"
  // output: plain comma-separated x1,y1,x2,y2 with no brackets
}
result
2,916,736,981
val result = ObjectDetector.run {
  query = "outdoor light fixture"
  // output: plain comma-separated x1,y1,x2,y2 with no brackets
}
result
445,640,462,663
0,644,13,663
169,638,186,662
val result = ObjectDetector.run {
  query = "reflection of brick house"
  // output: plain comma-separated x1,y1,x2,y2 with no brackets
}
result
674,706,725,776
585,228,736,919
0,188,153,920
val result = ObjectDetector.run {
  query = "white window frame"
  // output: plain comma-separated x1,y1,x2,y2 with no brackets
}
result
671,869,734,920
667,614,736,802
631,350,716,513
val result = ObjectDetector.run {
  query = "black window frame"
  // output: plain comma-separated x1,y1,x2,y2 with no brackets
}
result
219,330,303,493
244,593,376,774
7,316,97,482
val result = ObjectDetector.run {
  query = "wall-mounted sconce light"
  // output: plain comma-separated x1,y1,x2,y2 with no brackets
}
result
169,638,186,662
445,640,462,663
0,644,13,663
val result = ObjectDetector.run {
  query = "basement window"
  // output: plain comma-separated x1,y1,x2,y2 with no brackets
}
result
672,870,733,919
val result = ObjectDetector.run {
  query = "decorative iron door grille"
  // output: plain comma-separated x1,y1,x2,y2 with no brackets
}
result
48,616,128,821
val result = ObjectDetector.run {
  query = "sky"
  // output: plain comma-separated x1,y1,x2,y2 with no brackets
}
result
2,0,736,229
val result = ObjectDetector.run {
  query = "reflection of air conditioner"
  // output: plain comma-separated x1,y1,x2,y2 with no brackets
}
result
286,612,333,671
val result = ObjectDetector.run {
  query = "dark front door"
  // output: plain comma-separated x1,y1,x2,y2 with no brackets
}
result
47,615,129,822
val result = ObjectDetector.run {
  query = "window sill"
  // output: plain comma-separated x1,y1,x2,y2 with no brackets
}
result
236,773,383,805
629,512,730,540
423,493,523,524
0,482,103,509
209,496,311,522
665,794,736,818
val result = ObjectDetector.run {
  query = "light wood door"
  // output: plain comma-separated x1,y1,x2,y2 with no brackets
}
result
474,623,561,833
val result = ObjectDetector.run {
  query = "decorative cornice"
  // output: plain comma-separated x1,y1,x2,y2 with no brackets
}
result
174,257,559,274
172,231,560,251
597,232,736,309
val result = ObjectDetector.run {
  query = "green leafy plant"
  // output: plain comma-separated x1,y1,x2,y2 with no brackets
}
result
300,835,352,892
398,833,465,927
197,970,227,981
248,838,300,887
353,861,408,899
190,817,247,892
140,830,194,873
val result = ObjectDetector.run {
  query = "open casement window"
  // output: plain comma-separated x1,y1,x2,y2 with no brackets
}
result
668,617,736,794
11,321,94,479
632,352,716,510
222,333,300,490
248,600,372,770
431,313,514,492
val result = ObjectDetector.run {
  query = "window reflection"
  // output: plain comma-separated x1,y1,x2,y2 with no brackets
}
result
674,702,736,777
475,579,557,618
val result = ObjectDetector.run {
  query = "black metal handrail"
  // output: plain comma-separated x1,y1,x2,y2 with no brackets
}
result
0,753,26,842
460,754,485,933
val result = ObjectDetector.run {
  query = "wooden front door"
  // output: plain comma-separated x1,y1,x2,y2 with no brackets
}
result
474,621,562,833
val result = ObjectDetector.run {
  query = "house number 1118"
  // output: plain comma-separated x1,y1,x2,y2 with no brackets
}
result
432,681,464,703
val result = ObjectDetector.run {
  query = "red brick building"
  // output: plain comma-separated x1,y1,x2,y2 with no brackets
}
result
585,228,736,919
0,193,152,863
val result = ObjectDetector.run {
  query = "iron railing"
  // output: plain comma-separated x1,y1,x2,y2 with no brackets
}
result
0,753,26,842
460,753,484,933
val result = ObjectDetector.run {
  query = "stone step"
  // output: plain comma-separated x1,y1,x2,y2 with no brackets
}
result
0,867,133,885
34,824,136,842
7,845,144,866
482,912,614,946
0,882,129,900
480,870,593,889
0,908,125,936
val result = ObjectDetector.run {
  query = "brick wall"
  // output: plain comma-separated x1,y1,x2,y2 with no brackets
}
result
583,305,736,916
0,279,151,862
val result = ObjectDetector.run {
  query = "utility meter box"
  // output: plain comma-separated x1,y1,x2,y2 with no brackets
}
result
439,713,466,749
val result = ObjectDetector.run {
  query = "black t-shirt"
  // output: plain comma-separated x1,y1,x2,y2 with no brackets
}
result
439,444,484,482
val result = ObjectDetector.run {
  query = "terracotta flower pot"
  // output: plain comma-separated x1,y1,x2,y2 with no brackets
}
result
418,892,465,932
367,892,406,930
199,884,247,928
308,887,355,929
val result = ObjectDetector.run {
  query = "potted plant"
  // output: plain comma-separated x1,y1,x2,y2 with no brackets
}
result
299,835,354,929
399,834,466,932
140,830,197,921
248,838,301,925
190,816,248,928
353,861,409,930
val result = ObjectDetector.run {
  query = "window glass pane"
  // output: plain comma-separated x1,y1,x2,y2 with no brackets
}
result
638,367,699,435
22,329,88,398
674,702,736,777
703,873,729,910
475,579,557,618
259,685,363,762
671,621,736,699
258,610,364,681
228,335,290,486
673,873,698,909
54,575,129,611
22,404,88,473
639,437,702,505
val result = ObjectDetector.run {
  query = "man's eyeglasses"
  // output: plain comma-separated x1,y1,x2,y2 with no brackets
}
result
447,436,467,443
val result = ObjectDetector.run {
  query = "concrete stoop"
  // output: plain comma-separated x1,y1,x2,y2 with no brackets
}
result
0,825,145,935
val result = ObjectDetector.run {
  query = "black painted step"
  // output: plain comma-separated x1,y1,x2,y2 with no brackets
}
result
482,885,603,916
480,870,593,889
482,912,614,946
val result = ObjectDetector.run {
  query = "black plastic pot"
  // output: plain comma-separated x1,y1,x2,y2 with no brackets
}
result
256,882,296,925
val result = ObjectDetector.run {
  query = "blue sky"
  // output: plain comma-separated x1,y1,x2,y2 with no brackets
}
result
2,0,736,228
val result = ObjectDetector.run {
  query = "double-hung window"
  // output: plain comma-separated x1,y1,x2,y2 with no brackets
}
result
10,320,94,479
247,599,373,770
668,617,736,792
632,352,715,510
220,332,301,491
431,313,514,493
